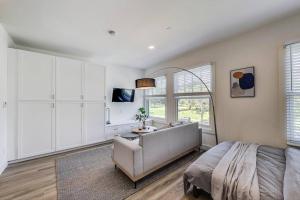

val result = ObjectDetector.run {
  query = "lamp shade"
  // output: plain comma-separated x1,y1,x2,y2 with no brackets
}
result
135,78,156,89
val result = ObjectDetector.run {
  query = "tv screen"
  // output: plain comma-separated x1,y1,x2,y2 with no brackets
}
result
112,88,135,102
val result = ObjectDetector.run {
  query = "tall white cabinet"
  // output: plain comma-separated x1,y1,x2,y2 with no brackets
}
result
8,49,106,160
17,51,55,158
0,27,8,173
83,64,105,144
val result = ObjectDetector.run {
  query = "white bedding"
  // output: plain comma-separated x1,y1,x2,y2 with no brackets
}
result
184,141,300,200
211,142,260,200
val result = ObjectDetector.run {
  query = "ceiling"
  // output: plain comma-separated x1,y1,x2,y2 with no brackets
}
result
1,0,300,69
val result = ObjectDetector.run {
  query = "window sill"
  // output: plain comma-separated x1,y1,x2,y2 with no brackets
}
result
287,142,300,148
150,117,167,124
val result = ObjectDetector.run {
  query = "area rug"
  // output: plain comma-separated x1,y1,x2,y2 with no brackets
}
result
56,145,200,200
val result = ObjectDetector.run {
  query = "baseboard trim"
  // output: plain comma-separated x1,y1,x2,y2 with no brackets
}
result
200,144,212,151
0,162,8,175
8,140,113,164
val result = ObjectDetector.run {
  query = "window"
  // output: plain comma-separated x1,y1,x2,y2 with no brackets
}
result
145,76,166,120
177,97,210,125
174,65,213,128
284,42,300,146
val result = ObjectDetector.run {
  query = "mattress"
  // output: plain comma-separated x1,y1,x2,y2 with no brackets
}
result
184,141,234,193
184,141,286,200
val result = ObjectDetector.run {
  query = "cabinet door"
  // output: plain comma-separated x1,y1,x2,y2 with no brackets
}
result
56,58,83,101
56,102,82,150
18,102,54,158
84,102,105,144
7,49,18,161
18,50,54,100
84,64,105,101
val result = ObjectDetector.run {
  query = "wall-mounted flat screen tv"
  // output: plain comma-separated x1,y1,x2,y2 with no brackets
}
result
112,88,135,102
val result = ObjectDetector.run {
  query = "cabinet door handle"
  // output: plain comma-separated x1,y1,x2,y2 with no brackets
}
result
80,95,84,100
51,94,55,99
3,101,7,108
51,103,55,108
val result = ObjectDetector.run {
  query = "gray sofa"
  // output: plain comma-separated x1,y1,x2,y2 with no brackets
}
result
112,122,201,186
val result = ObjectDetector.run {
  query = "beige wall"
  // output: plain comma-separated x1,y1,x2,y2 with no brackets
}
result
146,13,300,148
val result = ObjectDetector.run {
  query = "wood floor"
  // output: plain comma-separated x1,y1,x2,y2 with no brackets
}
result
0,144,211,200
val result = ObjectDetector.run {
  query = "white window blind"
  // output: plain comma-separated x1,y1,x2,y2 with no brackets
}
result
174,64,212,94
284,42,300,146
145,76,166,96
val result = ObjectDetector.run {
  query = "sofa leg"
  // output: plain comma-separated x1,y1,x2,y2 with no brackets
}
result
134,181,137,189
192,185,200,197
114,164,117,169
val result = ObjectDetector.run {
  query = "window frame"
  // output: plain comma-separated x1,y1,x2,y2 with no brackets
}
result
175,94,212,129
173,64,214,131
283,41,300,146
144,76,167,122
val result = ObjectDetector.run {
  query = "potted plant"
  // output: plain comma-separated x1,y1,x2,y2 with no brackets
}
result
135,107,148,129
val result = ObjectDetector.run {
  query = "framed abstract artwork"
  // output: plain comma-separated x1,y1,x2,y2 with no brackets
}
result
230,66,255,98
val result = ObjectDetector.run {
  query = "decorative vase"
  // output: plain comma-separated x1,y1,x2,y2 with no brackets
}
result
142,121,146,129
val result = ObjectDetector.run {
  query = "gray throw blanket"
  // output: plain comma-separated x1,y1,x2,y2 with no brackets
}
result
211,142,260,200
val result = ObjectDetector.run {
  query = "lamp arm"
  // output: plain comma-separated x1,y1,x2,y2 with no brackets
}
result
148,66,218,144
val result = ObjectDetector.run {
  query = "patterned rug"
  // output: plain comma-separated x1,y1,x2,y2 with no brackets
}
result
56,145,200,200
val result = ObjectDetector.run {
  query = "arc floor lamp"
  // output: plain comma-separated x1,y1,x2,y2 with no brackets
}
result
135,67,218,145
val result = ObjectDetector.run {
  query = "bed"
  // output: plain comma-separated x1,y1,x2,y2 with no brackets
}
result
183,141,300,200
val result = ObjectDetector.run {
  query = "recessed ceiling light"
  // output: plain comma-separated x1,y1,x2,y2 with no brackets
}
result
148,45,155,50
108,30,116,36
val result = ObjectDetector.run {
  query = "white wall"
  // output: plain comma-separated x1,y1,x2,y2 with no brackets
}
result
146,13,300,148
0,24,11,174
106,66,144,123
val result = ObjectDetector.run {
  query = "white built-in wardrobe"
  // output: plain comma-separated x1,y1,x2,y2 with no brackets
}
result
8,49,106,161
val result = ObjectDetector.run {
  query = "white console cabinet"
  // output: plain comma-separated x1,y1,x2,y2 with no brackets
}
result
8,49,106,160
105,120,153,140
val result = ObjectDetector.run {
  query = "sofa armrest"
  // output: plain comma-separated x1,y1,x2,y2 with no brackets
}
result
112,136,143,178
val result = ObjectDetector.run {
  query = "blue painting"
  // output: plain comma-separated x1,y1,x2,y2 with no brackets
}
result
230,67,255,98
